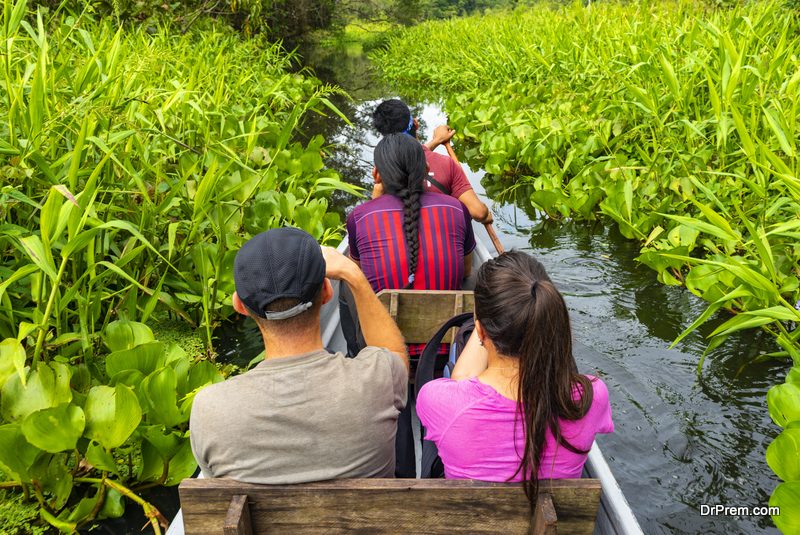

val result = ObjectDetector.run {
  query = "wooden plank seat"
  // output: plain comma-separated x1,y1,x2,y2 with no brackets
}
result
179,478,602,535
376,290,475,345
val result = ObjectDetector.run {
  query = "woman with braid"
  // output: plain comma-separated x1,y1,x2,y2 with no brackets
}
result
416,251,613,496
345,133,475,478
346,133,475,293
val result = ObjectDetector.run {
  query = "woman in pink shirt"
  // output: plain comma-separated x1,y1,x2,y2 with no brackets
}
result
416,251,613,504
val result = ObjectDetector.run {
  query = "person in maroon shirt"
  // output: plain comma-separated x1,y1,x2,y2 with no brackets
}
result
347,133,476,293
344,132,476,479
372,99,493,225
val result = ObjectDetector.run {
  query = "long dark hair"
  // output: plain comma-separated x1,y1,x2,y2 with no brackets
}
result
374,133,426,286
474,250,593,508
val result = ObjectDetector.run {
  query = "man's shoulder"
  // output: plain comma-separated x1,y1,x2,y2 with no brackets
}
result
423,148,451,165
351,346,405,375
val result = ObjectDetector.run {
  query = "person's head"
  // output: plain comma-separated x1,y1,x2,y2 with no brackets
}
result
373,99,417,138
473,250,593,509
373,133,426,286
232,227,333,337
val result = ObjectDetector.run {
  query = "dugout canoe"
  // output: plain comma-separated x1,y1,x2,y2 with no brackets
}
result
166,222,644,535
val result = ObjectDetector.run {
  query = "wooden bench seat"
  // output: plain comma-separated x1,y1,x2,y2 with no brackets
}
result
179,478,602,535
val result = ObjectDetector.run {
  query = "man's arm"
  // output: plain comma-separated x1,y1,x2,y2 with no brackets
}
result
424,125,456,152
463,252,473,279
322,247,408,370
458,190,492,224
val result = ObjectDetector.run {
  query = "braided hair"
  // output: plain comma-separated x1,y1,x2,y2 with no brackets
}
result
374,133,426,287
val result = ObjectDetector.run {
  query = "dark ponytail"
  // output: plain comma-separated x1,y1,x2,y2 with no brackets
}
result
474,251,593,509
374,133,426,286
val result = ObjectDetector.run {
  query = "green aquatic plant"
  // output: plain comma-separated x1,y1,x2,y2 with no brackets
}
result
374,1,800,530
0,320,224,532
0,0,361,530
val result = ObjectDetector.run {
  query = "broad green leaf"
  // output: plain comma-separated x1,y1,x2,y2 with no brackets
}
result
30,453,73,510
767,428,800,481
164,439,198,485
0,338,27,387
22,404,85,453
106,341,165,378
141,426,182,460
187,361,224,392
85,441,119,474
788,367,800,385
768,383,800,427
141,367,184,427
67,489,102,524
1,362,72,421
104,320,154,352
84,385,142,449
771,482,800,533
0,424,41,481
99,488,125,519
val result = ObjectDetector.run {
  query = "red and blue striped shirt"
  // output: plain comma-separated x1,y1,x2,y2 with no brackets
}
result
346,192,476,293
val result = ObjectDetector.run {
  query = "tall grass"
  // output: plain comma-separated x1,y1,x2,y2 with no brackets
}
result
374,1,800,531
0,0,359,530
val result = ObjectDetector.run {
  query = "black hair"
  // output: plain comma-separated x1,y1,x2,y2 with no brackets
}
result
474,251,592,511
374,133,426,286
373,99,417,137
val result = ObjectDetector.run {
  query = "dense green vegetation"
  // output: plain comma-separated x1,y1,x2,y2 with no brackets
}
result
374,1,800,531
0,0,358,530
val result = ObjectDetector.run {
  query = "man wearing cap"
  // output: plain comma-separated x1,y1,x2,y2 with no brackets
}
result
189,227,408,483
372,98,492,225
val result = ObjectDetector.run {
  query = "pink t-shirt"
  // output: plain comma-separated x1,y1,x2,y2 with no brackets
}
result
416,375,613,481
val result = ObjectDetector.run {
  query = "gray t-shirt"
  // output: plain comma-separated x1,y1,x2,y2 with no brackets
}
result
189,346,407,483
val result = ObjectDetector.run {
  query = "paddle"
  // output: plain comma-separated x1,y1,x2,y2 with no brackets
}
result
442,140,505,255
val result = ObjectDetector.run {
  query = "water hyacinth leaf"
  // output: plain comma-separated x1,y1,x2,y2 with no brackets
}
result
164,439,198,485
85,441,119,474
771,482,800,533
187,361,224,392
1,362,72,421
21,403,85,453
67,488,102,524
142,367,184,427
30,453,73,511
105,341,165,378
99,488,125,519
768,383,800,427
84,384,142,449
141,425,183,460
788,367,800,385
0,337,27,386
104,320,154,352
0,424,41,481
138,440,166,482
767,428,800,481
